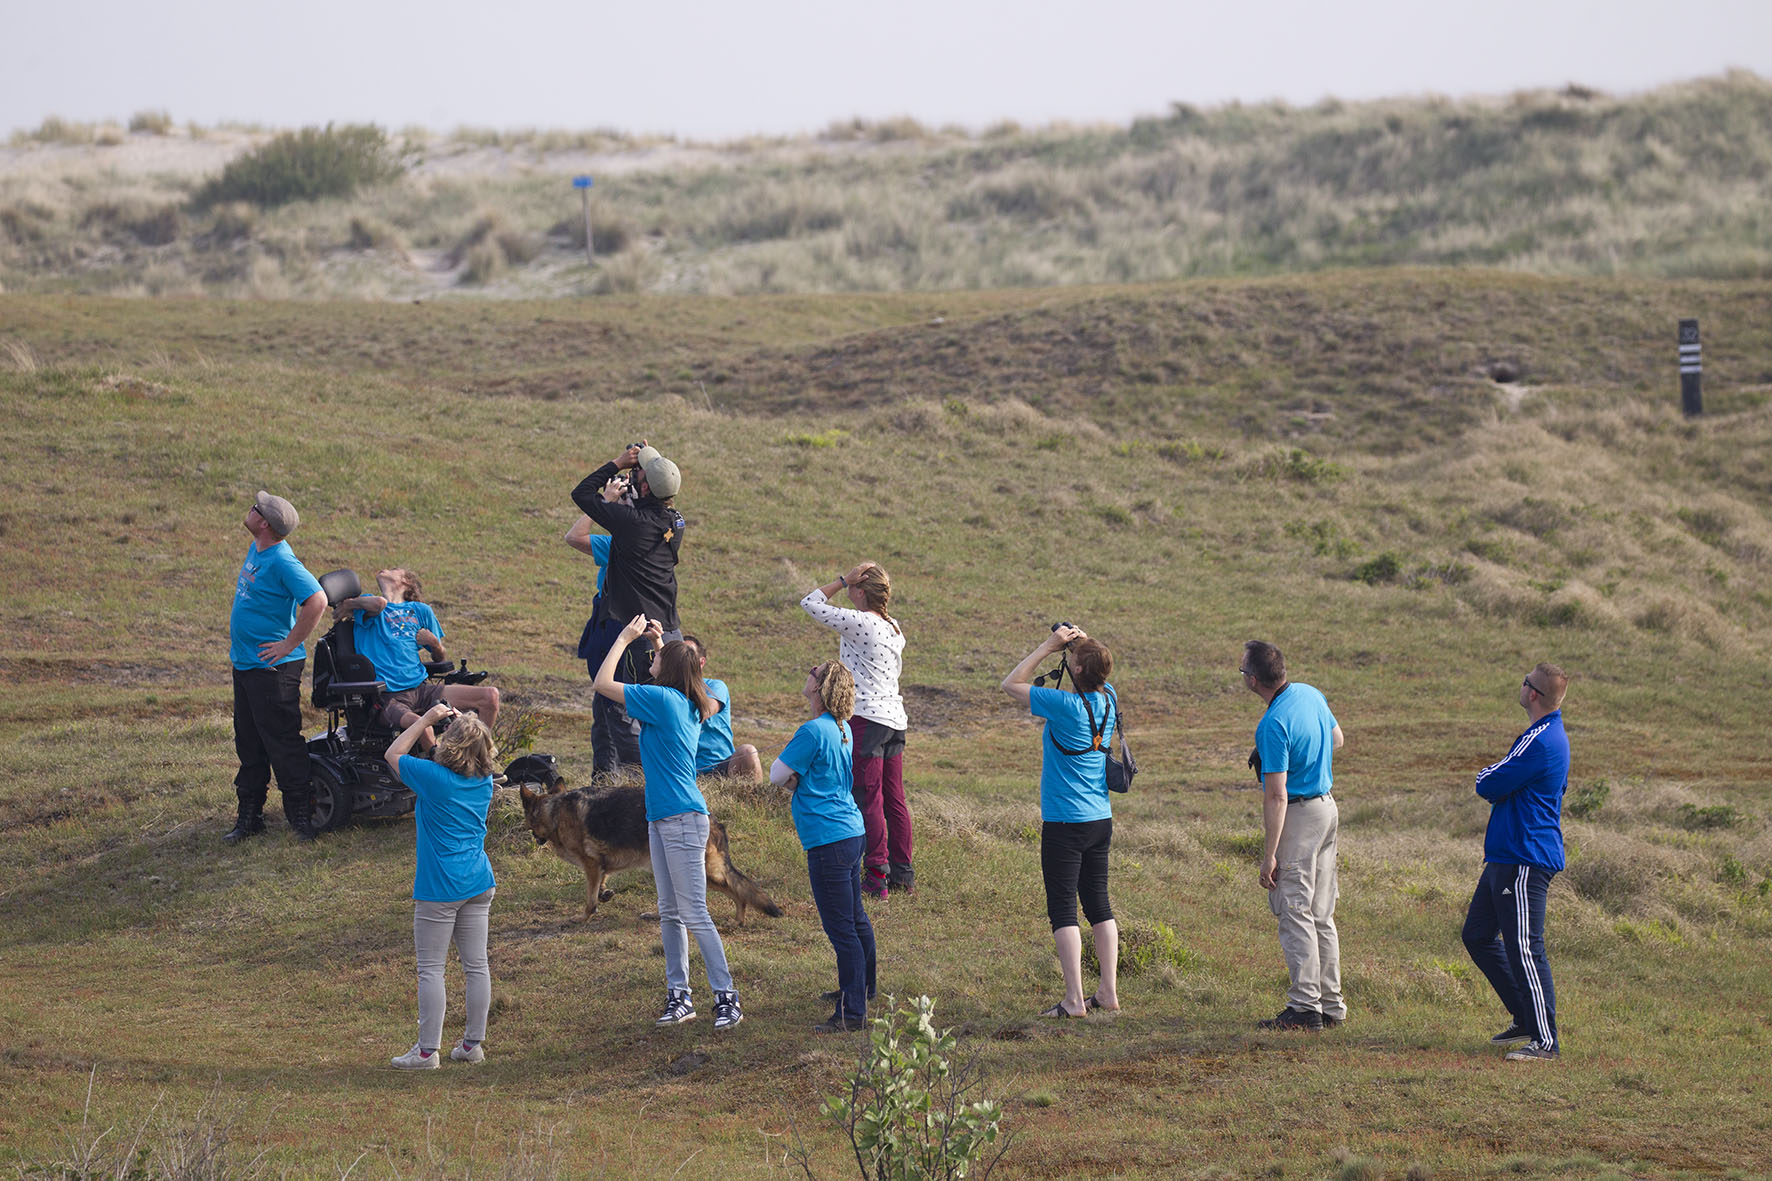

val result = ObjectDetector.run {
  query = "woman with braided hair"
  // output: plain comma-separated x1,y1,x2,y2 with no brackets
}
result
801,562,913,900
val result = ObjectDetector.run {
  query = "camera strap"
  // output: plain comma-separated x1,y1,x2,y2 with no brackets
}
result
1049,688,1116,757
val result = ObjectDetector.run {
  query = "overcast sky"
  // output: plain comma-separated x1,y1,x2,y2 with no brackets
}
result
7,0,1770,140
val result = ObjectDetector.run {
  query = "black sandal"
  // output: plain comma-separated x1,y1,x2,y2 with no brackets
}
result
1038,1001,1085,1018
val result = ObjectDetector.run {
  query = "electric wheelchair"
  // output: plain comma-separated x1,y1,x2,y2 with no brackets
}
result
306,568,508,832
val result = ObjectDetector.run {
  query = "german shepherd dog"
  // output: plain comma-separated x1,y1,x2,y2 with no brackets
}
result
517,775,784,925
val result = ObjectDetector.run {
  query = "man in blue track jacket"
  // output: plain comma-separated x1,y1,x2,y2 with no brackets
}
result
1462,662,1570,1061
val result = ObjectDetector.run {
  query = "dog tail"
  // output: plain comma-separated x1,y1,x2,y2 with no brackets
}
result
708,819,784,920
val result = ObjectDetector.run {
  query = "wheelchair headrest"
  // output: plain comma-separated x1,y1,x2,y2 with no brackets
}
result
318,568,361,606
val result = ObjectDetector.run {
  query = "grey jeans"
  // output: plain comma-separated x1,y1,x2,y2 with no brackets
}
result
649,811,733,994
1268,795,1345,1020
414,888,494,1051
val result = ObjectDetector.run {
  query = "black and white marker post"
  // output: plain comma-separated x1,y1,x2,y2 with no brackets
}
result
1678,318,1702,417
573,175,595,265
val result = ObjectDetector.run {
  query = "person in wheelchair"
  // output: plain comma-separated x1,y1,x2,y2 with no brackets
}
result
333,567,500,747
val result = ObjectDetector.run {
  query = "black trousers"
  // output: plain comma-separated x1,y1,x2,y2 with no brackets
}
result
232,663,311,812
1040,818,1114,931
588,633,676,775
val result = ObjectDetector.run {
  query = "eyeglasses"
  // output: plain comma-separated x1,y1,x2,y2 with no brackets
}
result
1522,677,1543,697
1238,666,1252,677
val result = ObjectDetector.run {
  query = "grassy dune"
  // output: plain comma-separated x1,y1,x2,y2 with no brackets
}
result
3,73,1772,299
2,270,1771,1178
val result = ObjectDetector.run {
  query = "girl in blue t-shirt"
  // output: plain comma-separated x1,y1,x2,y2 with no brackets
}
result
771,661,876,1032
594,614,743,1031
1001,624,1121,1018
383,702,499,1069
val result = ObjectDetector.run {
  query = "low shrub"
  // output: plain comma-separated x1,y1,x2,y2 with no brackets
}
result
811,995,1009,1180
1243,447,1346,483
79,201,183,246
1565,778,1611,819
1353,552,1403,584
192,124,407,209
207,202,257,243
1156,438,1227,463
128,109,174,135
1676,803,1743,830
1084,917,1198,976
347,216,401,252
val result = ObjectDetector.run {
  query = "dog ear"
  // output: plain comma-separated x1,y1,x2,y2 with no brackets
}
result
546,773,566,795
519,783,540,804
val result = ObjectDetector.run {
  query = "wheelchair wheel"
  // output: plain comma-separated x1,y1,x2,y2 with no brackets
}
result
309,761,354,833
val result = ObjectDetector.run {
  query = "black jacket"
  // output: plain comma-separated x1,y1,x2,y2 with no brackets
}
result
572,463,685,631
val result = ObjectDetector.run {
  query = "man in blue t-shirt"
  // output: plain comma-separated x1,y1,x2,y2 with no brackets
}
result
1243,640,1346,1031
332,567,500,747
682,634,762,781
226,491,326,844
1463,662,1570,1063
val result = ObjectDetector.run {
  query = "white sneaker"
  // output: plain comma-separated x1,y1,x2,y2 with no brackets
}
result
391,1043,439,1070
450,1041,485,1063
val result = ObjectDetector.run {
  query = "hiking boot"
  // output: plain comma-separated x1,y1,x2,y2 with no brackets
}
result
814,1013,868,1034
1257,1006,1325,1032
887,862,917,896
862,872,889,901
223,802,266,844
1490,1022,1532,1046
391,1044,439,1070
1505,1040,1560,1061
450,1041,485,1063
1322,1012,1345,1029
713,990,743,1030
285,798,317,843
655,989,696,1027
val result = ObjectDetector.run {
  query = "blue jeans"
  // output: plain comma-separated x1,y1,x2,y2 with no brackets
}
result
807,835,875,1021
649,811,733,995
1463,862,1558,1050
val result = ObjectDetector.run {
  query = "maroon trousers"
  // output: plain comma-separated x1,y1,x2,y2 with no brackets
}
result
849,716,911,880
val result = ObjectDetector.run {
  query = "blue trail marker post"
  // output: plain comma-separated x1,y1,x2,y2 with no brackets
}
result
1678,319,1702,417
573,175,595,265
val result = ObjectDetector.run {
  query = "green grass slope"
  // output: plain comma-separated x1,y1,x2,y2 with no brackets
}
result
1,271,1770,1178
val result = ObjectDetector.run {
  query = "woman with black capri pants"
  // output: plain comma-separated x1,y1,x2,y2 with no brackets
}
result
1001,624,1120,1018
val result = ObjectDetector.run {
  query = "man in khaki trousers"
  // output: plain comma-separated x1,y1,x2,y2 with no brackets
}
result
1242,640,1346,1031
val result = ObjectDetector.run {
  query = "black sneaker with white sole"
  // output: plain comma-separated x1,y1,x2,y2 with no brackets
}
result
655,989,696,1026
1505,1040,1560,1061
1490,1022,1532,1046
1256,1006,1325,1032
713,990,743,1030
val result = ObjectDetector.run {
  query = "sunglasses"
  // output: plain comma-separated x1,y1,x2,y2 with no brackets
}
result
1522,677,1544,697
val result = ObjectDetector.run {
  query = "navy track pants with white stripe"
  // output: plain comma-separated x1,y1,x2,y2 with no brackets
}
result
1462,862,1558,1051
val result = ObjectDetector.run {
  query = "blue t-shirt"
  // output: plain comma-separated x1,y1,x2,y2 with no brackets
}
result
229,541,323,670
354,600,443,693
1030,685,1116,823
624,683,709,822
399,755,496,903
589,532,611,592
781,713,865,851
696,678,736,772
1254,682,1338,800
